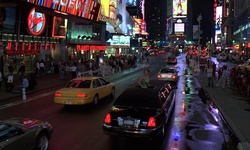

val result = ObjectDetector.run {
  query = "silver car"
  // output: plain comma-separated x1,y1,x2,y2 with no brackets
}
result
157,67,178,82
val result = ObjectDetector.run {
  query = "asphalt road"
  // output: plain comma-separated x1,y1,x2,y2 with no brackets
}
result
0,52,238,150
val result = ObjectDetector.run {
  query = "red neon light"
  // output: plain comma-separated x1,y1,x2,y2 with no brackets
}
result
27,7,46,36
28,43,31,50
7,42,12,50
49,43,53,50
22,43,25,51
27,0,100,21
34,43,37,50
15,42,18,50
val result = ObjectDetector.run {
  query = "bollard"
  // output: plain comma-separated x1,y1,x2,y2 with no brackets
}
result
22,88,26,100
102,69,105,77
119,67,121,72
112,68,115,75
89,70,93,76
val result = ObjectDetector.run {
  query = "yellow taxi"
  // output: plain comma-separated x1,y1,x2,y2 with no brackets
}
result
54,77,115,106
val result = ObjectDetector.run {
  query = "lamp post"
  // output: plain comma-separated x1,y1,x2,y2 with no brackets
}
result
197,14,202,72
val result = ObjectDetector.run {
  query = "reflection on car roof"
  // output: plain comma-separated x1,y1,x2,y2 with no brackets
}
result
114,88,162,108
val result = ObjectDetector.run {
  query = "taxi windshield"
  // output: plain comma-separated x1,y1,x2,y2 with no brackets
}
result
65,80,91,88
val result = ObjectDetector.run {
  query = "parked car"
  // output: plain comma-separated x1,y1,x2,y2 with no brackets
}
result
157,67,178,83
216,53,227,61
0,117,53,150
166,56,177,64
148,50,159,56
54,77,115,106
103,80,176,140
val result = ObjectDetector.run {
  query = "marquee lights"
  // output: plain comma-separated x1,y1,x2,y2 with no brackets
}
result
27,0,101,21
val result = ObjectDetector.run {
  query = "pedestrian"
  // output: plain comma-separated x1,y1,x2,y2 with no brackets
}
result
206,65,214,87
39,60,45,76
17,62,25,78
137,69,150,88
216,66,229,88
8,62,14,75
19,75,29,91
59,64,65,80
70,63,77,79
5,74,14,92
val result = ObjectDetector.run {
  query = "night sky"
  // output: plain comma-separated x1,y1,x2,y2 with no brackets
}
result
192,0,214,45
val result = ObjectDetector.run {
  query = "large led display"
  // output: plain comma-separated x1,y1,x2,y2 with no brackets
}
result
215,6,222,30
173,0,187,18
174,23,185,33
103,0,130,34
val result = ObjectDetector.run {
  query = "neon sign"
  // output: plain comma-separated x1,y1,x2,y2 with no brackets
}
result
27,7,46,36
76,45,106,51
27,0,101,21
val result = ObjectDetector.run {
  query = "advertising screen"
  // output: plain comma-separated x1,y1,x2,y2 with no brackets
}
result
173,0,187,17
0,7,16,33
215,6,222,30
52,16,68,38
174,23,185,33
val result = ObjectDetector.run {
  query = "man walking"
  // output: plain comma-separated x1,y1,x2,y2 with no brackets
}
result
206,65,214,87
216,66,229,88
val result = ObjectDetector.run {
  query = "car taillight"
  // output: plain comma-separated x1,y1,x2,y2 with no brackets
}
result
104,113,111,124
76,93,87,98
54,93,62,97
172,75,176,79
147,117,156,127
157,74,161,78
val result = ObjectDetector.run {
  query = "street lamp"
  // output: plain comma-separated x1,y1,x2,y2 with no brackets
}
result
197,14,202,72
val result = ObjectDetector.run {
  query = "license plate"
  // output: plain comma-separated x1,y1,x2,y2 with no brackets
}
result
124,120,134,126
65,101,72,104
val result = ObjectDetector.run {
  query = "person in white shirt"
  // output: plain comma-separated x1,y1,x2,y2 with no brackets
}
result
70,64,77,79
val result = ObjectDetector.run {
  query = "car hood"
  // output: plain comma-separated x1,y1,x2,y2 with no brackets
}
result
3,118,51,130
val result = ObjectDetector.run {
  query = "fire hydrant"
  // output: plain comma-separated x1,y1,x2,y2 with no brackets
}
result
22,88,26,100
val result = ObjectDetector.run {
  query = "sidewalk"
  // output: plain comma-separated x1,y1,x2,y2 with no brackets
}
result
0,61,147,101
0,73,69,101
195,70,250,150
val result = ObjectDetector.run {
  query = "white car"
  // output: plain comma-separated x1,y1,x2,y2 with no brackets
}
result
157,67,178,82
216,53,227,61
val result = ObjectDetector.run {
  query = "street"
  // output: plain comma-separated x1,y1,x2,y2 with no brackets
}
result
0,52,238,150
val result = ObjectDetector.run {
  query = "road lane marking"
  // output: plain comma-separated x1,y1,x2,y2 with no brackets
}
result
0,91,55,110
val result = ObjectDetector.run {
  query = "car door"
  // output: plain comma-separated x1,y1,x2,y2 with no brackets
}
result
0,127,33,150
98,78,110,97
92,79,104,98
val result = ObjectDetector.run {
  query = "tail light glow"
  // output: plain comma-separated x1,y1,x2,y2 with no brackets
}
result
147,117,156,127
76,93,87,98
54,93,62,97
157,74,161,78
104,113,111,124
172,75,176,79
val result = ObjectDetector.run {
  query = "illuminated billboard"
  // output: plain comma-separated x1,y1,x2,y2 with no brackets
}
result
215,6,222,30
26,0,101,21
52,16,68,38
0,7,16,33
27,7,46,36
174,23,185,33
173,0,187,18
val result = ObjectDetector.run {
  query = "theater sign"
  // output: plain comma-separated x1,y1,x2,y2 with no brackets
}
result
26,0,101,21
